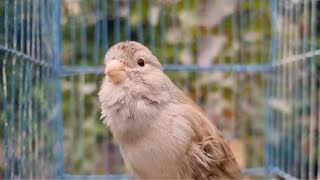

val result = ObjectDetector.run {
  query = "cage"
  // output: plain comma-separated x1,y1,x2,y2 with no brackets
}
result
1,0,320,179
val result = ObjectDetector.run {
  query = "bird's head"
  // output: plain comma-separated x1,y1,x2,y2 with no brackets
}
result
99,41,173,140
104,41,162,84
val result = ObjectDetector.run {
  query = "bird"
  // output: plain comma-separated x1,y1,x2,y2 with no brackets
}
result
98,41,243,179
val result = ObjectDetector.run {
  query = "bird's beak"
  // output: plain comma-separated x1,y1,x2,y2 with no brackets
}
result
105,60,128,84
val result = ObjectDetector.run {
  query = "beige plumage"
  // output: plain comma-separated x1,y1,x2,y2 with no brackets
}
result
98,41,242,179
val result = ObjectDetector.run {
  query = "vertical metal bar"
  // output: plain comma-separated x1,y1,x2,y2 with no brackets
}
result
287,62,293,175
22,48,30,180
293,62,299,178
271,0,277,172
13,0,18,50
172,0,179,85
137,0,144,43
44,47,50,177
2,0,9,177
48,0,54,67
281,1,286,173
10,0,18,178
318,45,320,180
264,51,271,177
91,106,99,174
33,2,39,178
20,0,32,177
36,0,40,62
37,57,45,179
2,0,9,178
159,1,167,64
148,0,155,52
259,0,266,64
217,0,224,131
32,0,36,58
283,0,287,59
281,60,287,172
271,65,277,175
231,0,239,140
28,0,37,177
263,0,272,175
48,8,55,173
53,0,64,177
26,0,31,56
239,0,247,167
248,0,259,167
276,0,282,171
270,0,280,174
47,1,53,177
125,0,131,40
33,0,41,176
2,53,9,180
280,0,287,172
287,1,293,175
39,1,46,177
43,1,51,173
204,0,211,124
18,1,25,178
265,0,275,176
293,1,300,177
93,0,101,66
194,0,200,106
300,1,309,178
114,0,120,42
4,0,9,47
240,0,246,65
250,71,260,168
102,0,108,51
80,0,87,66
38,65,44,178
183,0,190,97
275,65,280,170
91,0,101,174
41,0,51,176
80,0,87,175
285,1,290,172
318,17,320,180
308,0,317,178
184,0,191,97
27,59,34,180
69,2,77,172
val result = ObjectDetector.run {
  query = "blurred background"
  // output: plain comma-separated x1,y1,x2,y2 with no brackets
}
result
1,0,320,179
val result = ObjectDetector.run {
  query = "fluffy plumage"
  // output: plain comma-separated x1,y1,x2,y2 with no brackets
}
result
98,41,242,179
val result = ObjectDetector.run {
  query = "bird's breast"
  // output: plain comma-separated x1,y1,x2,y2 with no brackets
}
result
119,123,182,178
117,112,195,178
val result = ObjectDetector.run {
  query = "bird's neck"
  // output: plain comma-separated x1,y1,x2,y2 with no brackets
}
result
103,82,170,143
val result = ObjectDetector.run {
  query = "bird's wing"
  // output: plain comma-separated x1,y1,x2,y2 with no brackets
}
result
190,131,243,179
173,90,243,179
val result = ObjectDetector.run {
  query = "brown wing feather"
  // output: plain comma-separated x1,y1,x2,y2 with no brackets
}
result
189,135,243,179
174,89,243,179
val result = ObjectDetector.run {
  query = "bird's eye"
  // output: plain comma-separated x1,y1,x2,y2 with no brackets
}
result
137,58,145,67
